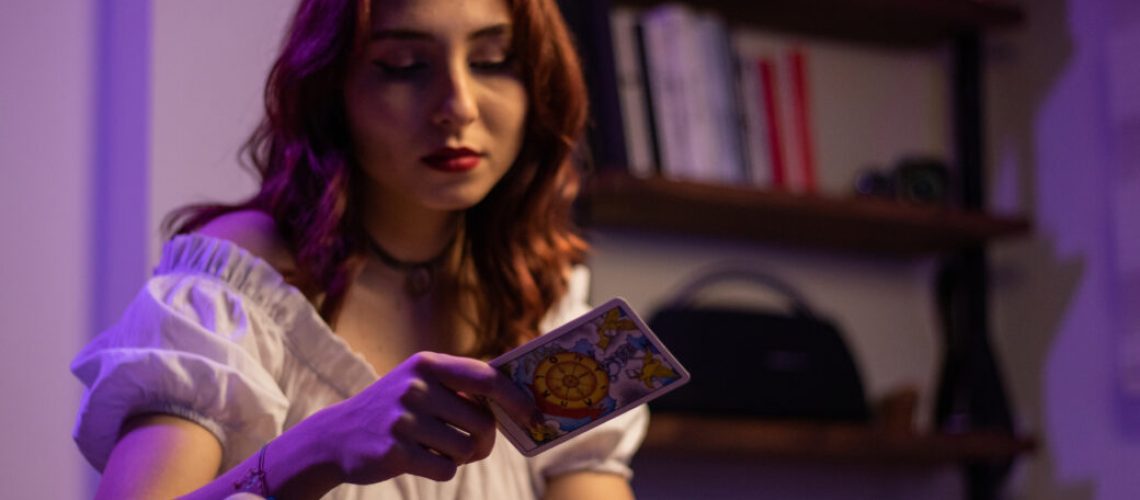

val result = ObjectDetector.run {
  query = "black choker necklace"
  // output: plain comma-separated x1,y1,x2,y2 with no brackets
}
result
366,236,451,296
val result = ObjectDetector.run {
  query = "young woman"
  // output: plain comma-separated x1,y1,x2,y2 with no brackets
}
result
70,0,648,498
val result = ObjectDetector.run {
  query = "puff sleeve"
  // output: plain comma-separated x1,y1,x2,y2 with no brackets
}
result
71,237,292,473
528,406,649,486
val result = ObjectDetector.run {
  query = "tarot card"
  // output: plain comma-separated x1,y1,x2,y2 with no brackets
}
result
489,297,690,456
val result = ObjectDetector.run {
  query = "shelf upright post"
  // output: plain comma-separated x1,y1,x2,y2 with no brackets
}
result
938,29,1018,500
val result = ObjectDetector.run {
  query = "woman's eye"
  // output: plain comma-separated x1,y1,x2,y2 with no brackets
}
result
372,60,427,78
471,53,516,73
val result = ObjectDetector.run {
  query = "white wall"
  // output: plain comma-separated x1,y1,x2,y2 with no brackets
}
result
0,1,94,498
0,2,293,497
149,0,296,263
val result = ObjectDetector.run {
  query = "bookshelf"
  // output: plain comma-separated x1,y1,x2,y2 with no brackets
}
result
614,0,1024,47
559,1,1031,499
583,172,1031,256
642,414,1037,464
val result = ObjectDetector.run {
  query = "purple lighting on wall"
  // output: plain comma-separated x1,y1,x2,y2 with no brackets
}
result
92,0,151,338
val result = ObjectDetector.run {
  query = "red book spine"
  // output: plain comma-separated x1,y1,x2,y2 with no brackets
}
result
757,58,785,188
790,48,817,193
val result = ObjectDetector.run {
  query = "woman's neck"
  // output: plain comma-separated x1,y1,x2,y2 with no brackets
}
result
362,196,460,264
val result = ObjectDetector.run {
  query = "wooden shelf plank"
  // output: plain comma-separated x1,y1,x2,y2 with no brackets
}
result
642,414,1037,464
580,173,1031,256
616,0,1024,47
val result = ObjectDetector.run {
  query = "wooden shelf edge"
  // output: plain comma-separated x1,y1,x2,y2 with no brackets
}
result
580,173,1032,256
615,0,1025,47
641,413,1038,464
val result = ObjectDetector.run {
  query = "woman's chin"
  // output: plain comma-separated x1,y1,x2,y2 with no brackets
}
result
422,183,499,211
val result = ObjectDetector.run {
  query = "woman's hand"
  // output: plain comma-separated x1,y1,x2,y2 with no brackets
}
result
97,352,535,500
296,351,537,485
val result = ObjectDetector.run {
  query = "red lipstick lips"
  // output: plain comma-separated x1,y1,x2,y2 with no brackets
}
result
422,147,483,172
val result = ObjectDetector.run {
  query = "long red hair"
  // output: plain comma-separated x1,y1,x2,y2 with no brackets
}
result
166,0,590,358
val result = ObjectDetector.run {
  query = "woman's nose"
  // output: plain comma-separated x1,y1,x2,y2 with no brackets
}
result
432,63,478,131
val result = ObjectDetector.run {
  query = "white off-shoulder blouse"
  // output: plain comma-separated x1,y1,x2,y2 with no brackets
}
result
71,234,648,499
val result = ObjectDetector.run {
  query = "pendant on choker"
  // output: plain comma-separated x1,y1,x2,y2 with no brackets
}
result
366,237,448,297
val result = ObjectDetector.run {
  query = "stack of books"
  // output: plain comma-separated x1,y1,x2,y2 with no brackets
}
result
608,4,949,196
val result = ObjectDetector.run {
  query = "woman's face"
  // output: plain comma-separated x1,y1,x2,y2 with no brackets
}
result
345,0,527,214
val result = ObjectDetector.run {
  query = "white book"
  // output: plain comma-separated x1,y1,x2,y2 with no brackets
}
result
609,7,655,177
642,6,684,179
678,9,718,183
732,39,774,187
696,13,745,185
640,5,695,181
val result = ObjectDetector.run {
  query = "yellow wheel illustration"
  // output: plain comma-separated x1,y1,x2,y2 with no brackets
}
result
533,351,609,419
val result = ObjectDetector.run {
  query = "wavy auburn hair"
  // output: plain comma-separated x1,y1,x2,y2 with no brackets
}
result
167,0,590,358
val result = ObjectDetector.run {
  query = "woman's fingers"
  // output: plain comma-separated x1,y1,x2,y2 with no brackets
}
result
428,394,497,461
399,383,497,462
334,352,534,482
401,374,496,435
393,434,461,481
409,352,537,428
395,411,478,464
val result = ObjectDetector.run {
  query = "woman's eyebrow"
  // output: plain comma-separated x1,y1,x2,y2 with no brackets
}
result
370,28,432,42
469,23,511,41
369,23,512,42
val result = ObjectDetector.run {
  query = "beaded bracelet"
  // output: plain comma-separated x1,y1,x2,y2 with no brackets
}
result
233,442,275,499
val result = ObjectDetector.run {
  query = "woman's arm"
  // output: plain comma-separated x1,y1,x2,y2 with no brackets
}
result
544,472,636,500
95,415,222,499
93,352,538,500
96,414,342,500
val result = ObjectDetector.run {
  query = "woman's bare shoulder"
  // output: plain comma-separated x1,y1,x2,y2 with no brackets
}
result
194,209,297,275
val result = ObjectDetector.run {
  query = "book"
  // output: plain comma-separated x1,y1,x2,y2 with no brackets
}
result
639,5,695,180
676,8,717,182
759,56,788,188
638,5,745,184
695,12,746,184
610,6,656,177
733,37,773,187
734,32,818,193
620,10,944,195
788,46,818,193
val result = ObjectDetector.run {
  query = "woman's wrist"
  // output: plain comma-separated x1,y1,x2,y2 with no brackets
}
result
231,444,272,496
261,418,345,498
176,424,341,500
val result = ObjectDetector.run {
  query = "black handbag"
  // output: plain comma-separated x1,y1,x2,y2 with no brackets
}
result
648,266,870,422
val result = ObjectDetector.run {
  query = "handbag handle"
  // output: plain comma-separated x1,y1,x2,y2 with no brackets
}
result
660,264,820,318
